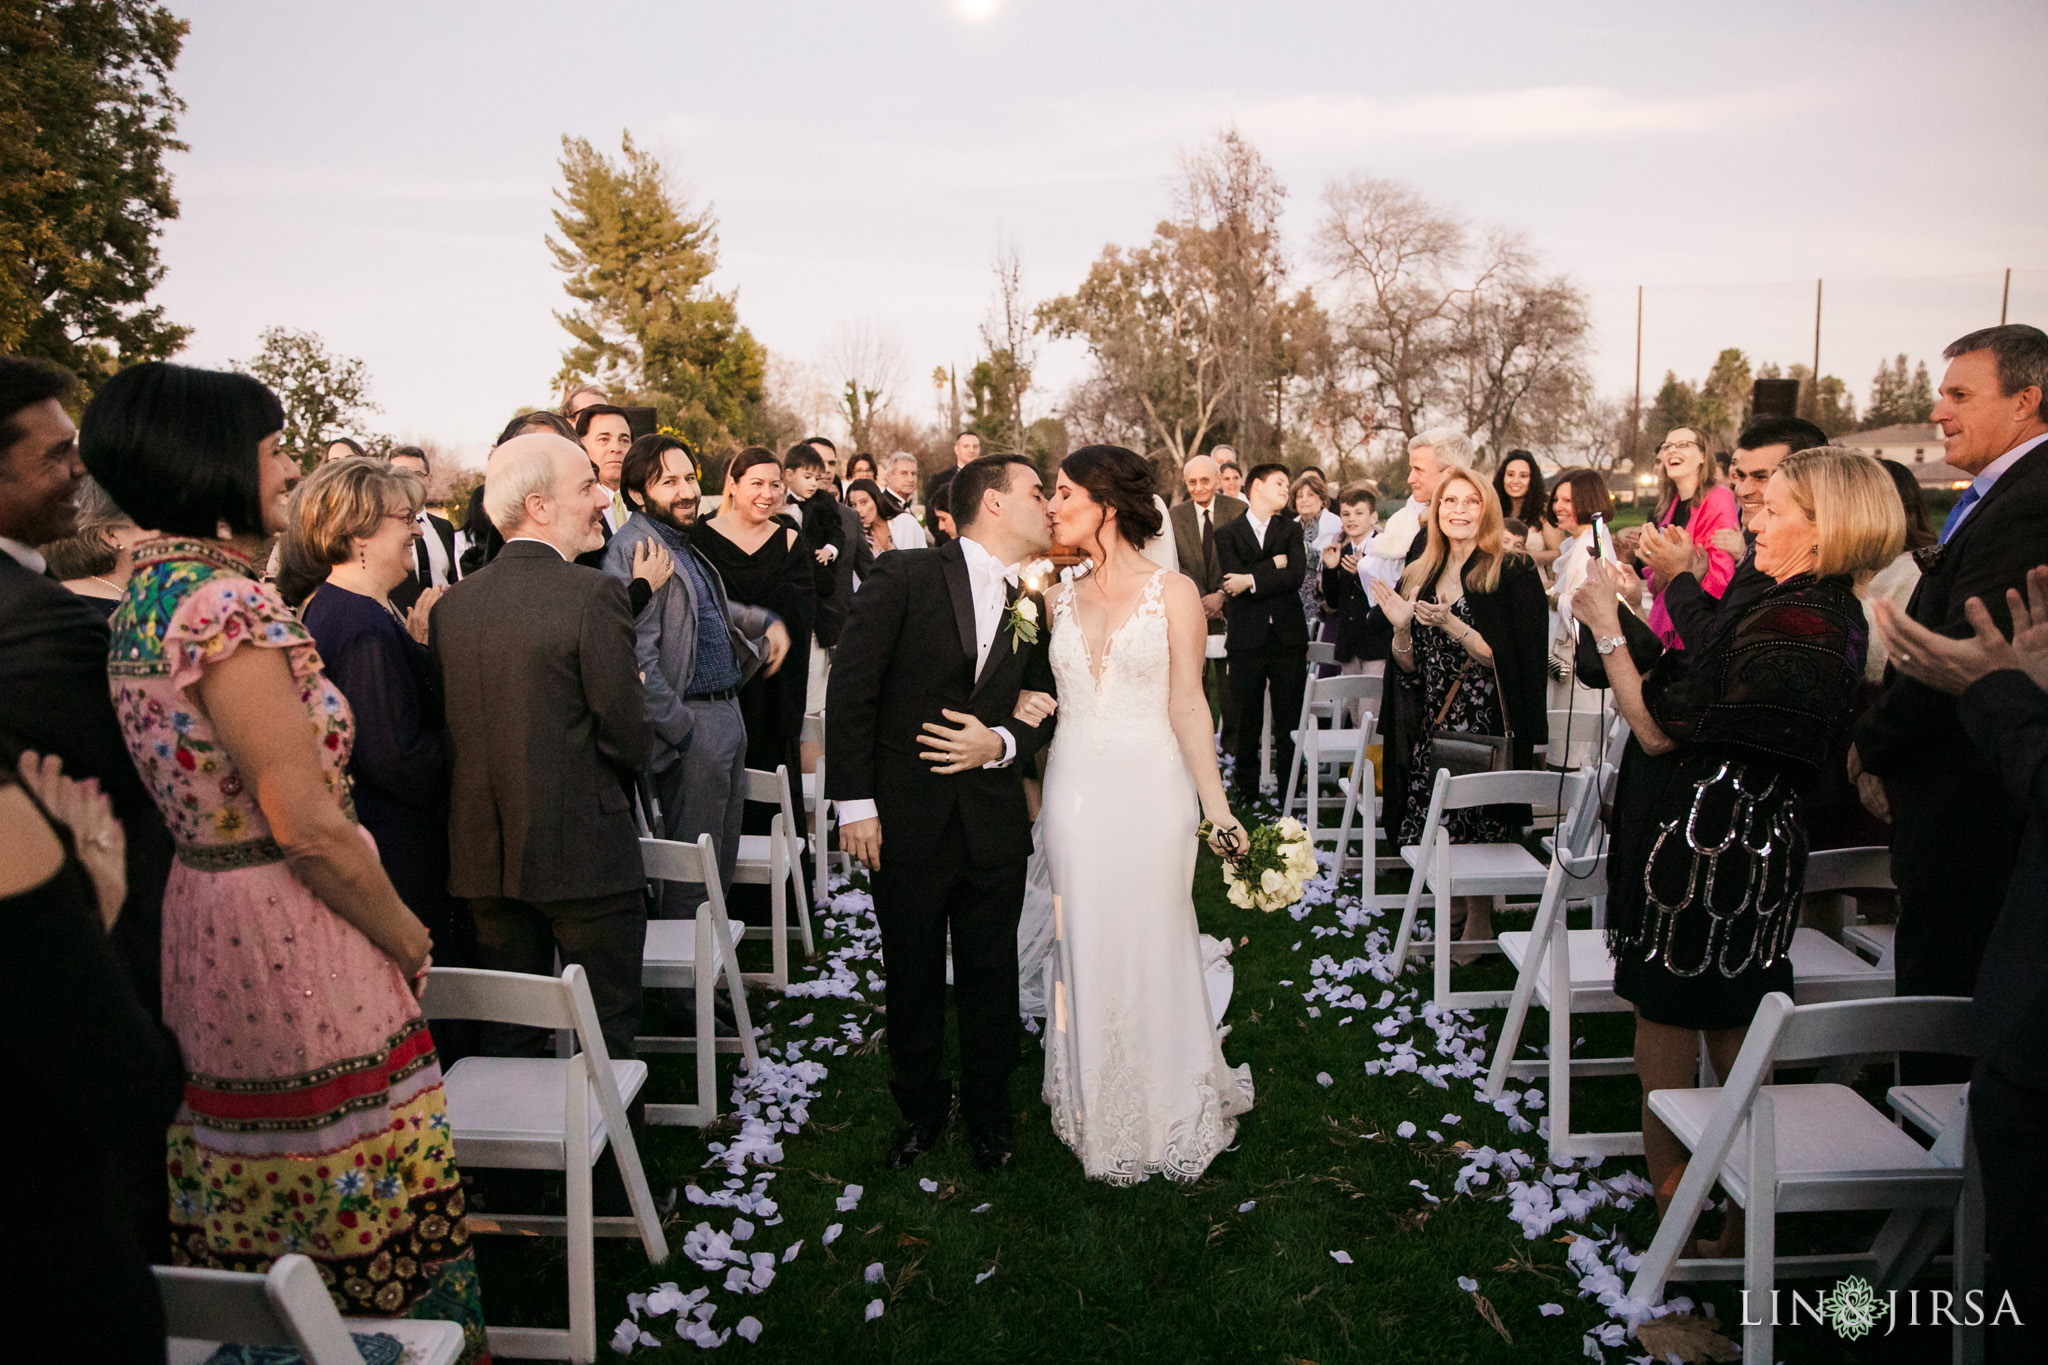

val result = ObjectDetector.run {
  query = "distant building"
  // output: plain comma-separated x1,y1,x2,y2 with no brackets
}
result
1835,423,1971,490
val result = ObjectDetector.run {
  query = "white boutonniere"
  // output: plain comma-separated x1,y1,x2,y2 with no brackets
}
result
1005,592,1040,649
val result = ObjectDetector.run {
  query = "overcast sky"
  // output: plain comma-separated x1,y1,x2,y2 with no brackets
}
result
155,0,2048,462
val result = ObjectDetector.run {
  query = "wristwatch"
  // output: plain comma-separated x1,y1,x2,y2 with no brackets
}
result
1595,634,1627,656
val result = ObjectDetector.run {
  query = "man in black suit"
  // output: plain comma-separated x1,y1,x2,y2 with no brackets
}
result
386,444,459,614
827,453,1056,1172
922,430,982,544
0,356,173,1016
431,431,651,1063
1320,481,1388,668
1170,453,1248,742
1217,462,1308,804
1852,324,2048,1080
1875,564,2048,1355
571,404,634,569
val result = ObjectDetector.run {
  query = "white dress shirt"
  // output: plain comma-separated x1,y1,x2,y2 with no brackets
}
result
416,512,453,587
0,536,48,574
834,535,1020,829
503,536,567,560
1243,510,1271,548
1362,496,1426,592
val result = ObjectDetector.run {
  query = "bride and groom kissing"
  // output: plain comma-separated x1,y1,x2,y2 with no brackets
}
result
825,445,1254,1183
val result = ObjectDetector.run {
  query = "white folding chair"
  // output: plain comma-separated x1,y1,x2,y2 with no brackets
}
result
1627,993,1984,1365
158,1254,465,1365
1803,844,1898,967
736,764,816,988
1888,1082,1969,1142
1388,767,1595,1009
637,833,760,1127
422,965,668,1362
798,712,839,907
1487,845,1897,1162
1285,672,1383,846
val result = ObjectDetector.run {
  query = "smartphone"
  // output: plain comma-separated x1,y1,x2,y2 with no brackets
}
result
1592,513,1616,563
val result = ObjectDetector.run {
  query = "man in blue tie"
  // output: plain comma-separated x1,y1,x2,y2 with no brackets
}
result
1852,323,2048,1080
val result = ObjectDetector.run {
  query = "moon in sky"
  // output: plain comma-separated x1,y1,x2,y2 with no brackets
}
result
957,0,1000,22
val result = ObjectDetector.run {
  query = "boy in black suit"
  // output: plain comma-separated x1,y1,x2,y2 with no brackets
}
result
1218,462,1307,803
1320,481,1386,672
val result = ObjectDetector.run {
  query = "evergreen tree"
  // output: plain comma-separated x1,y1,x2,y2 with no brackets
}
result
1698,347,1752,445
548,133,765,456
1865,354,1936,428
0,0,191,387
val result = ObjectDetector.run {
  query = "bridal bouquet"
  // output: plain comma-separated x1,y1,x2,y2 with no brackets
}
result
1200,815,1318,912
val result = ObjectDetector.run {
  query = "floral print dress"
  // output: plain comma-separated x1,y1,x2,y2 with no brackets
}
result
1397,593,1511,847
109,540,488,1360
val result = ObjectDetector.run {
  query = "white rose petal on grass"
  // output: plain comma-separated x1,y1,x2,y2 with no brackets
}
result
1539,1303,1564,1316
864,1299,885,1322
731,1217,755,1242
1396,1121,1417,1139
1441,1113,1463,1125
970,1203,992,1213
737,1315,763,1342
1237,1200,1257,1213
864,1262,885,1284
822,1223,843,1245
1329,1250,1353,1265
1316,1071,1334,1087
1457,1275,1479,1292
975,1266,997,1284
782,1240,803,1263
835,1184,864,1212
918,1177,938,1193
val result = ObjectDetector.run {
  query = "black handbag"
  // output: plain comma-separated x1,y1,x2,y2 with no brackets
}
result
1427,659,1513,777
1572,604,1663,689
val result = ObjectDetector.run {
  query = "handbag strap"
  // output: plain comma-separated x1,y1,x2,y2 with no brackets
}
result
1432,668,1468,726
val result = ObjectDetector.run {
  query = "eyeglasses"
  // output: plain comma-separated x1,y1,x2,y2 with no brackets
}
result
1657,440,1702,453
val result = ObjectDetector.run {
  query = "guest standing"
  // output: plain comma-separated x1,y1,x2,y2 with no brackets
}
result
290,458,476,1058
1492,450,1558,570
1633,426,1739,649
0,357,175,1017
1217,463,1308,804
1858,457,1937,682
84,362,487,1358
1291,470,1341,635
431,432,650,1066
1320,481,1385,674
699,447,820,784
879,452,932,549
1,750,183,1365
922,431,983,543
1361,429,1465,593
1543,468,1613,708
1370,465,1548,948
386,443,461,614
847,478,897,561
1575,447,1900,1253
1170,453,1247,744
1851,325,2048,1075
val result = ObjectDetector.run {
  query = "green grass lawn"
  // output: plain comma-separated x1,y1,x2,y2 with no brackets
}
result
472,819,1968,1363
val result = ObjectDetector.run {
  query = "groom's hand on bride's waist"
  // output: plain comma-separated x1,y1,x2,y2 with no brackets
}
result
920,709,1010,774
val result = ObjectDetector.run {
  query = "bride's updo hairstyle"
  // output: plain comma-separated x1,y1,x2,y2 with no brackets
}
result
1060,444,1163,550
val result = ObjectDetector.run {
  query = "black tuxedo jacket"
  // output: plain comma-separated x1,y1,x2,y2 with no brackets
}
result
390,512,458,614
1321,543,1389,663
825,539,1054,868
1856,439,2048,901
0,553,174,1014
1217,510,1308,650
430,541,650,903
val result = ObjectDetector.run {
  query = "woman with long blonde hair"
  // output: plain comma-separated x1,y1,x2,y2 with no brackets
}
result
1369,465,1550,950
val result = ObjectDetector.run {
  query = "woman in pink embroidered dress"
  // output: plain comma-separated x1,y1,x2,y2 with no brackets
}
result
85,363,488,1359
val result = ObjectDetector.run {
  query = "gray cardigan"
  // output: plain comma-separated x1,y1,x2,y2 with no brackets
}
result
602,513,778,771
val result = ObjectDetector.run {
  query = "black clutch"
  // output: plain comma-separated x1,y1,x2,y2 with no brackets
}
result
1573,607,1663,689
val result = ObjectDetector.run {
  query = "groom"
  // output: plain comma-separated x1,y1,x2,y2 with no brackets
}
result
827,454,1057,1172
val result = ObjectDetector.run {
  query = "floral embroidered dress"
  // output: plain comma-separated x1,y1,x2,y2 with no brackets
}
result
109,539,488,1361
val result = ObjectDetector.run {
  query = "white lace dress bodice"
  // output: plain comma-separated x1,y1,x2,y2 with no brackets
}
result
1039,570,1253,1184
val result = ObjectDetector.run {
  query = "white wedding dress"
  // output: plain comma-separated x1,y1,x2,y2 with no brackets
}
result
1040,569,1254,1184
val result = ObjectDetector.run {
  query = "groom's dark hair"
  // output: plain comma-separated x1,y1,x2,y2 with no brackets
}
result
951,454,1039,529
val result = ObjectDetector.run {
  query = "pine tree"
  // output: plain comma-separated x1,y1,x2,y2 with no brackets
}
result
1865,354,1936,428
548,133,765,456
0,0,191,388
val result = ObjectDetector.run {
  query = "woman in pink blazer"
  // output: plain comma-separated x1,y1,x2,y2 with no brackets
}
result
1641,426,1739,648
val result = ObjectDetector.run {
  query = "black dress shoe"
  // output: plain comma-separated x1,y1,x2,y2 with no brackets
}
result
886,1122,943,1170
970,1131,1015,1172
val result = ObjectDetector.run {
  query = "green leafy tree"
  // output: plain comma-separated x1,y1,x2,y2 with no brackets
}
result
1865,354,1936,428
1644,371,1703,445
233,327,381,471
1698,347,1752,445
0,0,190,387
548,133,765,457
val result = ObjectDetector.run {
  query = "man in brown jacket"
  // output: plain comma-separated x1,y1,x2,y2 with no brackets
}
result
432,432,650,1060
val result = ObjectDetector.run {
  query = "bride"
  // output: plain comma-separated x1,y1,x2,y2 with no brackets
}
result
1026,443,1255,1184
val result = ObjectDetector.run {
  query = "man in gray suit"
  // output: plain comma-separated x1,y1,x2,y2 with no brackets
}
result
1170,452,1248,741
602,434,788,913
431,432,650,1062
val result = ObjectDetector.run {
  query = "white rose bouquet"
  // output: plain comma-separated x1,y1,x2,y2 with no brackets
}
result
1198,815,1317,912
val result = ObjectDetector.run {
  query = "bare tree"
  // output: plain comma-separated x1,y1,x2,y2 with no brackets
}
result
971,234,1036,450
827,320,906,452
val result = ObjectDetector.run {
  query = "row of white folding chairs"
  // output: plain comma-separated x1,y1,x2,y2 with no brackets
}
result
642,762,815,989
159,1253,466,1365
1480,844,1899,1163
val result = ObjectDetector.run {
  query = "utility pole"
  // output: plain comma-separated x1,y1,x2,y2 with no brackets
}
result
1629,285,1643,469
1810,278,1823,420
949,365,960,437
2002,267,2012,325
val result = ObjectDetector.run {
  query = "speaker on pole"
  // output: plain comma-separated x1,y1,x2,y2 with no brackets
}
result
1751,378,1801,419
